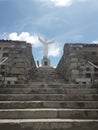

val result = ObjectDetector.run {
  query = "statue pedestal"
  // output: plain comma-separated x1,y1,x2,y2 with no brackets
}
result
41,57,50,67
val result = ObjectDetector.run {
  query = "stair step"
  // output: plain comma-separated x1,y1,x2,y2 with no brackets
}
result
0,88,97,94
31,67,65,82
0,66,98,130
0,94,98,101
0,109,98,119
0,101,98,109
0,119,98,130
3,83,91,88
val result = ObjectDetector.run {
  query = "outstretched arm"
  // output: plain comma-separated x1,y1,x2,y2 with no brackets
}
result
38,36,46,45
48,40,55,44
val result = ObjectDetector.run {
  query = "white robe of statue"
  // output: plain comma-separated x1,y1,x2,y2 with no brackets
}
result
38,37,55,58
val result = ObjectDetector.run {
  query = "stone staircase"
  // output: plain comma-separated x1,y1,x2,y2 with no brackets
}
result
31,67,65,82
0,67,98,129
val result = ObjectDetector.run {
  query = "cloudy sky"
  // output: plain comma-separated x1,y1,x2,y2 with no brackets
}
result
0,0,98,67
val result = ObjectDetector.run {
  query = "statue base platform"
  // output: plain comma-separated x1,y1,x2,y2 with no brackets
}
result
41,57,50,67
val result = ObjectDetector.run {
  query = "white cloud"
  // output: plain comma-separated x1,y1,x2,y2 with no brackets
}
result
49,0,73,7
39,0,73,7
92,40,98,44
0,32,8,39
8,32,61,57
39,0,89,7
78,0,89,2
9,32,41,47
48,44,61,57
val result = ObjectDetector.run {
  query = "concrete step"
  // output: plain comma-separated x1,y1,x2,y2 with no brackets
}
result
0,101,98,109
0,119,98,130
0,88,97,94
28,83,92,88
0,109,98,119
2,83,91,88
0,94,98,101
31,67,65,82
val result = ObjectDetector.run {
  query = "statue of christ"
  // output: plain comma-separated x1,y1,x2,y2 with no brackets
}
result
38,36,55,58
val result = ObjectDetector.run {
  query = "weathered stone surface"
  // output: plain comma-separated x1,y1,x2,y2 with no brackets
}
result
0,78,98,129
0,42,98,129
0,119,98,130
31,67,65,82
0,40,37,84
0,101,98,109
57,43,98,85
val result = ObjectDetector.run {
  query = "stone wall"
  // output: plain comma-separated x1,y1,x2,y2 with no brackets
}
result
57,43,98,84
0,40,37,84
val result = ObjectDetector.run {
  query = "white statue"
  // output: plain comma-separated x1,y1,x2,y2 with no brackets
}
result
38,36,55,58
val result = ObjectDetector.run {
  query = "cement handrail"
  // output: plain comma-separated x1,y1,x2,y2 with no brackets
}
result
88,61,98,69
0,57,8,65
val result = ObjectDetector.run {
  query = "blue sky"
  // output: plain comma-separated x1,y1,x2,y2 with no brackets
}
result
0,0,98,67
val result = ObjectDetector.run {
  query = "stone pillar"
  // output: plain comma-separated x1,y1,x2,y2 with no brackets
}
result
41,57,50,67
